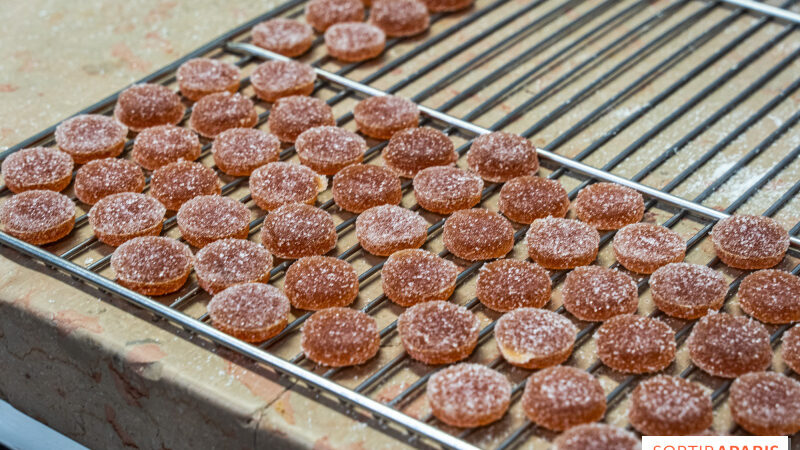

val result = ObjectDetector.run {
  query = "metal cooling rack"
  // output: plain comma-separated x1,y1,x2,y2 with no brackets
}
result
2,0,800,448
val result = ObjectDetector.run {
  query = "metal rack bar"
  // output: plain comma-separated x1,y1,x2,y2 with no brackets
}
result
720,0,800,23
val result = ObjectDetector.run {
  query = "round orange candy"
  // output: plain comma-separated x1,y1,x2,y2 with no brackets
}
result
574,182,644,230
207,283,290,343
355,204,428,256
295,126,366,175
250,60,316,103
612,223,685,274
0,190,74,245
629,375,712,436
353,95,418,139
88,192,165,246
476,259,551,312
413,166,483,214
249,162,326,211
176,58,240,101
113,84,184,132
301,307,380,367
176,195,251,248
132,124,201,170
1,147,73,193
268,95,335,143
381,249,459,306
74,158,145,205
332,164,401,213
782,325,800,375
305,0,364,32
149,160,220,211
522,366,606,431
194,239,273,295
687,312,771,378
498,176,569,224
730,371,800,436
467,131,538,182
554,424,640,450
427,363,511,428
111,236,193,296
369,0,429,37
324,22,386,63
561,265,638,321
260,203,337,259
495,308,576,369
596,314,675,374
251,18,314,57
526,217,599,270
284,256,358,310
55,114,128,163
443,208,514,261
211,128,280,176
397,301,480,364
711,214,789,269
383,127,457,178
649,263,727,320
189,92,257,139
738,269,800,324
419,0,472,12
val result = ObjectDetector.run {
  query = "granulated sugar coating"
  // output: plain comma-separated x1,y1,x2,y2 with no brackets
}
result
498,176,569,224
113,84,184,132
88,193,165,246
260,203,337,259
369,0,430,37
383,127,457,178
324,22,386,63
554,423,640,450
629,375,712,436
0,190,74,245
211,128,280,176
306,0,364,32
176,58,241,101
268,95,335,143
738,269,800,324
574,182,644,230
301,307,380,366
650,263,727,319
381,249,459,306
426,363,511,428
687,312,771,378
207,283,290,343
176,195,251,248
149,160,220,211
189,92,258,139
284,256,358,310
562,265,638,321
476,259,551,312
711,214,789,269
355,204,428,256
782,325,800,375
466,131,538,182
443,209,514,261
111,236,192,296
332,164,401,213
54,114,127,163
132,125,201,170
419,0,472,12
526,217,599,269
250,162,326,211
251,18,314,57
250,60,316,103
495,308,576,369
730,371,800,436
353,95,418,139
296,126,366,175
522,365,606,431
1,147,73,193
194,239,273,295
398,301,480,364
596,314,675,373
613,223,685,274
413,166,483,214
74,158,145,205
